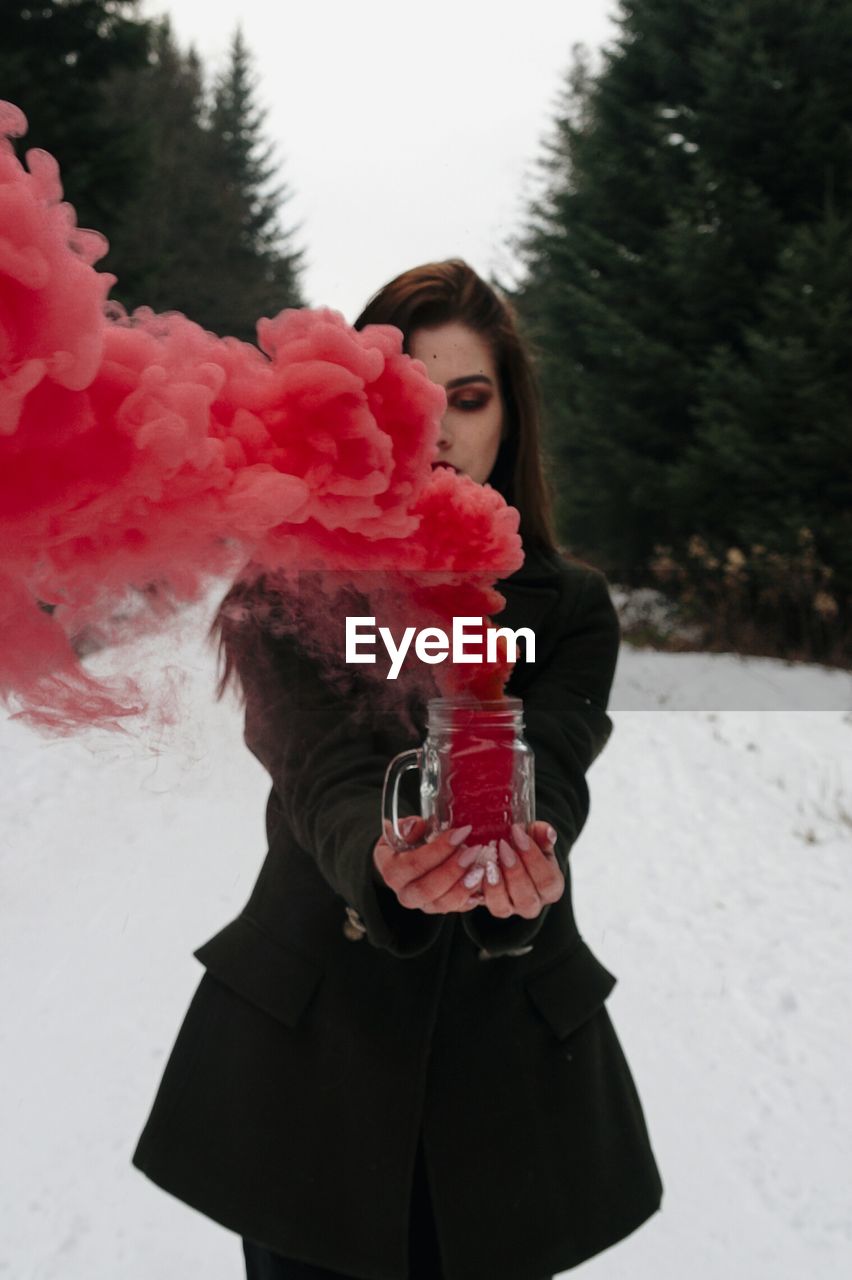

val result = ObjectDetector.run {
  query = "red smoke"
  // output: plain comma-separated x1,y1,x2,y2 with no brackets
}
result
0,103,523,733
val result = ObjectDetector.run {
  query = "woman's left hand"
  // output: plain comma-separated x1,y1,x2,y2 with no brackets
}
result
478,821,565,919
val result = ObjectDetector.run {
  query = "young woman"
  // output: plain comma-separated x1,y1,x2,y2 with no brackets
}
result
132,260,663,1279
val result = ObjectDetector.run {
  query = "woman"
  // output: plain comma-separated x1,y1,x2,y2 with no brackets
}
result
131,260,663,1279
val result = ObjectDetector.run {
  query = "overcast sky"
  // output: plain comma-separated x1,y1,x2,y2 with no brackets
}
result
146,0,620,324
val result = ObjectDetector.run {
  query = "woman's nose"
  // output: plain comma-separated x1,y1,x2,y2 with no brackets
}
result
435,414,452,452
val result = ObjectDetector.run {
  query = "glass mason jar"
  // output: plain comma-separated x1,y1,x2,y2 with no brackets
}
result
382,695,535,851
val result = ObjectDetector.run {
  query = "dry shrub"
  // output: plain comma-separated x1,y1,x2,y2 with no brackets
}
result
647,528,851,667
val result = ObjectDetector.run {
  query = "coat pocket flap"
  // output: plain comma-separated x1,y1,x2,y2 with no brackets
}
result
193,915,323,1029
524,939,617,1039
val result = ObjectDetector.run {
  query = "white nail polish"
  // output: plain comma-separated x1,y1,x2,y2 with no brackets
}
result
485,860,500,886
463,865,485,889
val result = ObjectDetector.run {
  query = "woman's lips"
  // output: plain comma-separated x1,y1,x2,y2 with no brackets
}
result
431,461,461,473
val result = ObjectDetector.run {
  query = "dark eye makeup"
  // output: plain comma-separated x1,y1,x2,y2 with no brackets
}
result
452,394,489,411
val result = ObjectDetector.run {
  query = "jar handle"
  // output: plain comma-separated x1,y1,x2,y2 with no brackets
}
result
382,748,423,852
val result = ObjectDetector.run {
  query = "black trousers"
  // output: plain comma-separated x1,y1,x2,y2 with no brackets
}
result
242,1132,444,1280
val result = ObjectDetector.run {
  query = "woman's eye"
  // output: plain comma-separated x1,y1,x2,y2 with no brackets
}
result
454,397,487,411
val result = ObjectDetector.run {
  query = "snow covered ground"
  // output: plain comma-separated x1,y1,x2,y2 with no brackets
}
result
1,591,850,1279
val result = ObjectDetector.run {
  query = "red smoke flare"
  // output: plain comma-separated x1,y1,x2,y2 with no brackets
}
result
0,103,523,733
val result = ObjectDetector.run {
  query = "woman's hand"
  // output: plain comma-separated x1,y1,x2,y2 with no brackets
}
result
372,817,486,914
477,822,565,919
373,818,564,919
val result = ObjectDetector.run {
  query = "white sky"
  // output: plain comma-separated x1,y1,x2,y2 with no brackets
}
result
146,0,620,323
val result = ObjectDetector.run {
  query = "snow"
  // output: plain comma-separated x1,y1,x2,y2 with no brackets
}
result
1,590,851,1279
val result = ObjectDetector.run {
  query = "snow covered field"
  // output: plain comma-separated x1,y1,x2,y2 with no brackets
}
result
2,592,850,1279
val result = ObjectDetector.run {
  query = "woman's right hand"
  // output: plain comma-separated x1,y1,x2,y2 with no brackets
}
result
372,817,486,914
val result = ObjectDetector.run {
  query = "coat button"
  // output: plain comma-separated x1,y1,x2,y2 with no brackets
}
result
478,944,534,960
343,906,367,941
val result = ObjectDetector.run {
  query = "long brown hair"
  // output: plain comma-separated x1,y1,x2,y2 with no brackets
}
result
210,260,558,700
353,258,557,555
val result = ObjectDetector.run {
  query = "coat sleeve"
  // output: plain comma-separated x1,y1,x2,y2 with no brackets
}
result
461,567,621,956
230,614,444,959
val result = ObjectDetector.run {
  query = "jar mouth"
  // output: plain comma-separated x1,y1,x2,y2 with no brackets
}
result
427,695,523,712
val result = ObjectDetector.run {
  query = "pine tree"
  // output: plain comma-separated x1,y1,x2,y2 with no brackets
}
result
0,0,151,232
100,19,213,317
4,10,305,340
671,208,852,642
205,26,304,339
513,0,852,640
513,20,714,576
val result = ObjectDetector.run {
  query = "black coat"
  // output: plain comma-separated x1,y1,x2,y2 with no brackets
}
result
131,545,663,1280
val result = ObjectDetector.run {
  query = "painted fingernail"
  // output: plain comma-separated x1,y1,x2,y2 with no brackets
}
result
457,844,482,869
498,838,517,868
448,824,473,847
511,823,531,851
485,859,501,886
546,826,558,847
463,865,485,889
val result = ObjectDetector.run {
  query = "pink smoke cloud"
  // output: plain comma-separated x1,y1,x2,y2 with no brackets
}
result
0,103,524,734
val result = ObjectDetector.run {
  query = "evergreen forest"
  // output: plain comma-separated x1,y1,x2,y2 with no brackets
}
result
4,0,849,662
1,0,305,340
512,0,852,662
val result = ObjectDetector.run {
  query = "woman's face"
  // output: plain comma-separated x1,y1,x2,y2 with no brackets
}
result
409,321,506,486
